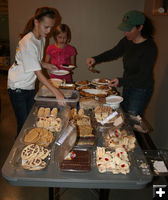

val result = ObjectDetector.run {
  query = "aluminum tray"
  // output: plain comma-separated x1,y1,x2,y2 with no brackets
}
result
34,88,79,108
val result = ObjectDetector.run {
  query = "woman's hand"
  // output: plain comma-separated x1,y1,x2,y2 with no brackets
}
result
109,78,119,87
86,57,95,68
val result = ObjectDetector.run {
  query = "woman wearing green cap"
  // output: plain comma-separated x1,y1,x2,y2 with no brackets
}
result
86,10,157,116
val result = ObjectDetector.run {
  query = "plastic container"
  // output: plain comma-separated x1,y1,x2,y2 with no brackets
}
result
59,148,92,172
55,122,77,165
9,144,53,170
34,88,79,108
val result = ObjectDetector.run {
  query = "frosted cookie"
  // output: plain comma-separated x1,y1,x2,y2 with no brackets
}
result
51,108,58,117
37,107,45,118
44,108,50,117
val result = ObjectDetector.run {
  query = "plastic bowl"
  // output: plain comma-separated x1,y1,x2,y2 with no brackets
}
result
105,95,123,109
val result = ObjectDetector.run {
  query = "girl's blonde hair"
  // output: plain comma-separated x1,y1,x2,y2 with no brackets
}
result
53,24,71,43
19,7,61,39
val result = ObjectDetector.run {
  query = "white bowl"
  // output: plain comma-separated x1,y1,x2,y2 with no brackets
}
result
105,95,123,109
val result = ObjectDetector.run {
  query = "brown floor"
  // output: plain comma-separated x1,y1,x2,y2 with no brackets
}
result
0,71,167,200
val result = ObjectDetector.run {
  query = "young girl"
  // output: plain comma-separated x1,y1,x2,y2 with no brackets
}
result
45,24,77,83
8,7,65,136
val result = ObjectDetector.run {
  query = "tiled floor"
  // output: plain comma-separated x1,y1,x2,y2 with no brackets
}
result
0,71,167,200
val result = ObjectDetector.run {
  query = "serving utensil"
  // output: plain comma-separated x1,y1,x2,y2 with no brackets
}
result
88,66,100,73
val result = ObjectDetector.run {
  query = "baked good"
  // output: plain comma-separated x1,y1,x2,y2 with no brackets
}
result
21,144,50,170
51,108,58,117
98,78,109,83
105,128,136,151
44,108,50,117
94,105,116,123
80,89,107,98
21,144,40,160
37,107,45,118
79,97,100,110
76,80,88,85
77,115,91,126
60,150,91,171
77,125,94,137
96,147,130,174
23,128,54,147
36,116,62,132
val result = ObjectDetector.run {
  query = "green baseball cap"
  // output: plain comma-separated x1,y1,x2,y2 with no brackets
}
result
118,10,145,32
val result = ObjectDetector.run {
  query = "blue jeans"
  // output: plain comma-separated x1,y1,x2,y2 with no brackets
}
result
121,87,153,116
8,88,35,136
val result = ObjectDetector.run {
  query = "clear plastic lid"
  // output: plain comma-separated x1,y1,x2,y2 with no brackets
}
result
55,122,77,164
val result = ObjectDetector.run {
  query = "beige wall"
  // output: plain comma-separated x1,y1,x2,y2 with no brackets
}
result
144,0,168,149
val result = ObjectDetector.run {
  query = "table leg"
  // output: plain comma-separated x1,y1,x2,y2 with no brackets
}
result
99,189,110,200
54,188,60,200
49,187,54,200
48,187,60,200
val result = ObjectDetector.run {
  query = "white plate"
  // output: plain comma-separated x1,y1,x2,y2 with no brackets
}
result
52,70,70,76
61,65,75,69
50,78,63,83
91,78,110,85
106,95,123,104
82,89,107,95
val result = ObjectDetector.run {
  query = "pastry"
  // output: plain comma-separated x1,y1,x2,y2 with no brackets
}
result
79,97,100,110
77,125,94,137
51,108,58,117
37,107,45,118
21,144,40,160
96,147,130,174
44,108,50,117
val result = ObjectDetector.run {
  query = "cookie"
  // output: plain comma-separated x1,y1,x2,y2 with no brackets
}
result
21,144,40,160
37,107,45,118
24,129,39,143
51,108,58,117
44,108,50,117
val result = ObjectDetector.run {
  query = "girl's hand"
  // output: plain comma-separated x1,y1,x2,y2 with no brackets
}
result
53,89,66,106
47,63,59,71
41,62,59,71
86,57,95,68
109,78,119,87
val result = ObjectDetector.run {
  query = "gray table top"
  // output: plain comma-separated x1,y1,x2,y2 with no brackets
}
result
2,104,153,189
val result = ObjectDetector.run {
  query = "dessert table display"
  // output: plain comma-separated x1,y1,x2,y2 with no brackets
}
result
2,78,156,199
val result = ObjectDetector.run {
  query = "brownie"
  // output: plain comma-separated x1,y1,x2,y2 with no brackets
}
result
60,150,91,171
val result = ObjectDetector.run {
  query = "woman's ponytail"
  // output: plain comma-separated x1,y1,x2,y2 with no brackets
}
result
19,17,34,39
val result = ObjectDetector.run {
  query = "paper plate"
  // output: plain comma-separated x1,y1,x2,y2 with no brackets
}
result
52,70,70,76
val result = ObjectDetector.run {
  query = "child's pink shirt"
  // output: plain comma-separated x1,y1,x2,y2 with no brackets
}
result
46,44,77,82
